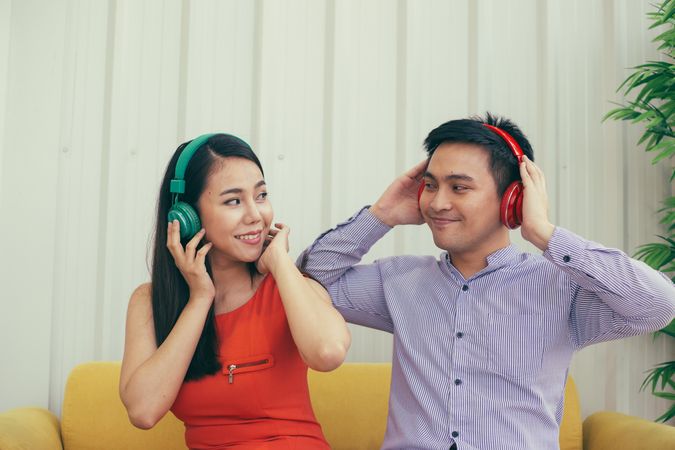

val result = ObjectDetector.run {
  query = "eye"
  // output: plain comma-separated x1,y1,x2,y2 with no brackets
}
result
257,192,268,201
224,198,240,206
424,182,437,191
452,185,468,192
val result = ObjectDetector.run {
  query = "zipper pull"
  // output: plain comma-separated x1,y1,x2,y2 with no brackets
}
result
228,364,236,384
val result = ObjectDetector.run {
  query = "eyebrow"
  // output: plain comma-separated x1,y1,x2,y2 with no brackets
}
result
219,180,266,196
423,171,474,182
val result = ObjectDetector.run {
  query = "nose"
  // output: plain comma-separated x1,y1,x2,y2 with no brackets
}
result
243,199,262,224
428,187,453,213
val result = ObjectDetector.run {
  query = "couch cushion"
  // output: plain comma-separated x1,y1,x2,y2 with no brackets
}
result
0,407,62,450
61,362,186,450
309,363,391,449
561,376,583,450
60,361,582,450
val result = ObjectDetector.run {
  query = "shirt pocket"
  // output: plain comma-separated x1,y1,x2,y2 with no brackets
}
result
487,313,545,380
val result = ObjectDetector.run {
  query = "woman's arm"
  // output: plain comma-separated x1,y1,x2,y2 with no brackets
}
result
258,224,351,371
119,222,214,429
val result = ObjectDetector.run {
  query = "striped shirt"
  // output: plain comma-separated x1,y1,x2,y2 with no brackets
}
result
298,207,675,450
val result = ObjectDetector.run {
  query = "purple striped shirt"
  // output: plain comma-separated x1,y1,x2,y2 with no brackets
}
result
298,207,675,450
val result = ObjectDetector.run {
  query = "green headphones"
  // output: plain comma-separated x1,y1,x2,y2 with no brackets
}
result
167,133,218,239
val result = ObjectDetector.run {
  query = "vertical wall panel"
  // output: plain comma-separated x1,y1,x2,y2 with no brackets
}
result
256,0,327,257
100,0,183,366
0,0,10,202
183,0,256,142
48,0,109,413
475,0,545,255
330,0,399,362
0,0,67,411
402,0,471,258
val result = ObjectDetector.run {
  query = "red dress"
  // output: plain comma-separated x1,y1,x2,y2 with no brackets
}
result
171,275,330,450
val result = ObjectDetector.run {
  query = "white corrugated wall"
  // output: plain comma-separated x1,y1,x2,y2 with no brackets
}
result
0,0,672,423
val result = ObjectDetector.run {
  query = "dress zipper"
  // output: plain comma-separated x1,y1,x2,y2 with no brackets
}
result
228,358,269,384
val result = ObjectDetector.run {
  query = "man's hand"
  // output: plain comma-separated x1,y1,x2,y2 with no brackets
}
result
369,160,427,227
519,156,555,251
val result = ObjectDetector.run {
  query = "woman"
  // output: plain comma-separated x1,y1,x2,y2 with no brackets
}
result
119,133,351,449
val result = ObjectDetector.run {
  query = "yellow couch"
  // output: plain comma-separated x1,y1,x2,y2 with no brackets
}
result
0,361,672,449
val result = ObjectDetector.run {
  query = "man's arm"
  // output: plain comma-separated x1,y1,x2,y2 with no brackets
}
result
519,156,675,347
298,207,395,332
546,227,675,348
298,161,428,332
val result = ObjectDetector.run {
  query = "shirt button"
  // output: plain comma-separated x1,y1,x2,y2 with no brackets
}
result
451,431,459,438
454,378,462,385
456,332,464,338
461,284,469,292
563,255,571,263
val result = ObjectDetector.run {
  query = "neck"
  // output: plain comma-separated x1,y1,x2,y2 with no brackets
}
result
208,253,260,311
448,231,510,279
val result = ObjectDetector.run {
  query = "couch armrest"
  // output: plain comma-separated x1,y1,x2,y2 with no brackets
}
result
0,407,63,450
583,411,675,450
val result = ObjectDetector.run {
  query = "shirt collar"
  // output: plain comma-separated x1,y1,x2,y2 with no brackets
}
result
443,244,521,281
485,244,521,268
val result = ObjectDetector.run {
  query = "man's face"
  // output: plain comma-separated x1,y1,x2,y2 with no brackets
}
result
419,142,506,257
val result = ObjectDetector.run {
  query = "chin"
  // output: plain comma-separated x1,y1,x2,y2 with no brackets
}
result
238,252,261,263
433,237,466,254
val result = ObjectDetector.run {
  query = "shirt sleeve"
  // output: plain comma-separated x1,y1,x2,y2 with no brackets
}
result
543,226,675,349
297,207,395,332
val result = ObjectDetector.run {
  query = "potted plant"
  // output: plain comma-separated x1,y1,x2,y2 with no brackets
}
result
604,0,675,423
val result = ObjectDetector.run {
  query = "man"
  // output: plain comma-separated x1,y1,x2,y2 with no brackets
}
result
298,114,675,450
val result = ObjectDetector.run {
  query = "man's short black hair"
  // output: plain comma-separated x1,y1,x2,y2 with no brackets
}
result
423,112,534,196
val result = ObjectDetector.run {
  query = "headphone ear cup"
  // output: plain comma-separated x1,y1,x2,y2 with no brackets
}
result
167,201,202,239
500,182,523,230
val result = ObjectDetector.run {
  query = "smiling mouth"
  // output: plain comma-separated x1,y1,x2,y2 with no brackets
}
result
430,217,461,223
235,231,262,241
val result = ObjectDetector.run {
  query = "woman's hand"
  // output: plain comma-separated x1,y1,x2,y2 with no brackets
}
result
257,223,290,275
166,220,215,302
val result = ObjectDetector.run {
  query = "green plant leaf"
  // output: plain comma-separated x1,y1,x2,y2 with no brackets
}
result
660,319,675,338
655,401,675,423
608,0,675,423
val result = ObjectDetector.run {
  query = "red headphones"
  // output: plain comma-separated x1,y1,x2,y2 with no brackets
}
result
483,124,524,229
417,124,525,230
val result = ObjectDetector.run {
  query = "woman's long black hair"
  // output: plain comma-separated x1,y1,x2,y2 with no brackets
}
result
150,133,264,381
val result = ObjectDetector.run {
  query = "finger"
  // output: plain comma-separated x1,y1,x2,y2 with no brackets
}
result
525,156,545,184
519,160,533,187
195,242,213,265
166,220,184,262
406,159,428,181
185,228,206,259
274,223,289,233
526,158,544,187
532,159,546,184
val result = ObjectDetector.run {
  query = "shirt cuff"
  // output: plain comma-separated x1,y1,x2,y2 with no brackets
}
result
543,226,588,268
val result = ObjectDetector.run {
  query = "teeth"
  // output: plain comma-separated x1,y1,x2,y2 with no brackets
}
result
236,233,260,240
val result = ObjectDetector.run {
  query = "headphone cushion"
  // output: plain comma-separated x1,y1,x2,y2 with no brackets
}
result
500,182,523,229
167,201,202,239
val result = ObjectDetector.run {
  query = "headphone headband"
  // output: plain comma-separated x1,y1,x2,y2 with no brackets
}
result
169,133,218,194
482,124,524,163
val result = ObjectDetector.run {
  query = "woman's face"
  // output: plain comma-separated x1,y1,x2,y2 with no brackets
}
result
197,157,273,264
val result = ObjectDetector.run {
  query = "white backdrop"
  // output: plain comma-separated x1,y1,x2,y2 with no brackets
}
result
0,0,673,423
